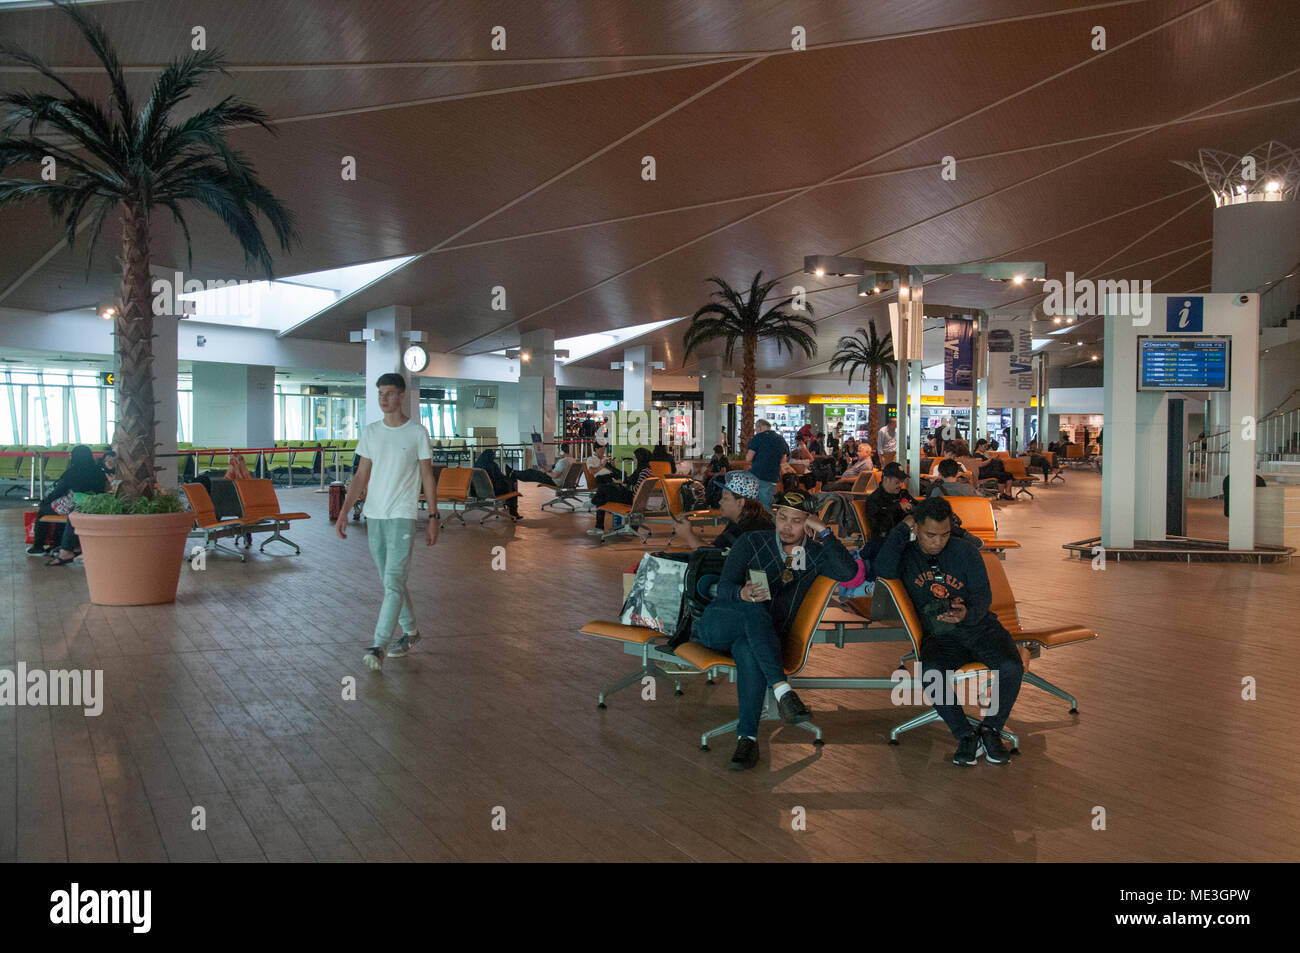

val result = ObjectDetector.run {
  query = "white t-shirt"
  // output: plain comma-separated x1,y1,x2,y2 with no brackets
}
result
355,418,432,520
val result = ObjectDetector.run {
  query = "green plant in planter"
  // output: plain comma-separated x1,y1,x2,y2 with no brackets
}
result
0,0,296,502
77,492,184,515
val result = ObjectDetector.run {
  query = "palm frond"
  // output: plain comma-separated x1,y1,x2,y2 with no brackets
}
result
54,0,136,139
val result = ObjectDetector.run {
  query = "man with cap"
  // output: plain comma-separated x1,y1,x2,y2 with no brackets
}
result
863,461,916,554
672,469,774,551
692,489,859,770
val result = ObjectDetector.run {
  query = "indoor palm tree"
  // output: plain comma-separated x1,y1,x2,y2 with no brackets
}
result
682,272,816,449
0,0,296,500
829,322,895,451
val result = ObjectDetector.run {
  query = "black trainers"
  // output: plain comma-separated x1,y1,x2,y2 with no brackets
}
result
952,732,979,766
728,737,759,771
776,689,812,725
977,725,1012,764
26,543,47,556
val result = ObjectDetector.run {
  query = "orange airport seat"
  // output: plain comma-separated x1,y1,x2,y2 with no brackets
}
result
181,482,257,562
580,576,838,750
232,478,310,554
594,476,659,543
945,497,1022,558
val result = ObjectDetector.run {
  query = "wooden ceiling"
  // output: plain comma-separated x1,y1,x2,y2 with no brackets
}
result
2,0,1298,376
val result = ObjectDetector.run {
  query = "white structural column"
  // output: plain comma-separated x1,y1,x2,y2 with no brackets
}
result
973,310,988,445
364,305,417,424
698,355,723,457
153,313,179,489
1209,199,1298,430
517,328,557,445
191,362,274,448
622,345,653,411
1103,293,1259,550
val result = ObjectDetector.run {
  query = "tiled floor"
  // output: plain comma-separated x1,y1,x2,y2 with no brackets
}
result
1,472,1297,861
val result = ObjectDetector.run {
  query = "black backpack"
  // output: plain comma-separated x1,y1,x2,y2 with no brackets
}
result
678,480,708,511
664,546,729,649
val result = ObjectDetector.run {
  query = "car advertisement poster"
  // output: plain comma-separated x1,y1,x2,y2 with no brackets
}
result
987,314,1033,407
943,316,974,407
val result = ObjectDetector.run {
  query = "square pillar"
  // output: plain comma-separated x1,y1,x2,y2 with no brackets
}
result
518,328,557,445
192,362,274,448
622,345,653,411
365,305,416,423
698,355,723,458
153,312,178,489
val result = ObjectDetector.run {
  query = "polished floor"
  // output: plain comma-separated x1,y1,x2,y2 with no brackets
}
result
1,470,1296,862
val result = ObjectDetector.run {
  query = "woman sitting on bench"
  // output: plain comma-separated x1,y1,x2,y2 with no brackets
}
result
27,445,107,562
588,447,653,535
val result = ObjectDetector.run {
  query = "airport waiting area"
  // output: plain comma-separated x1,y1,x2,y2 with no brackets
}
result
0,0,1298,909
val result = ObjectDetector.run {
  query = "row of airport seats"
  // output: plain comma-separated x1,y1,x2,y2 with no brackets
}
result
180,478,310,560
0,443,114,492
179,439,359,484
579,494,1096,752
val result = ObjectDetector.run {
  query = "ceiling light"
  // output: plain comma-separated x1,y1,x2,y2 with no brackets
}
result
1266,180,1281,192
1053,316,1062,324
814,268,825,277
1012,275,1025,285
1236,185,1247,195
1090,354,1098,361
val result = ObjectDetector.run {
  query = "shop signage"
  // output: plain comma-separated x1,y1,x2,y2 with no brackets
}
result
652,390,702,402
559,388,623,401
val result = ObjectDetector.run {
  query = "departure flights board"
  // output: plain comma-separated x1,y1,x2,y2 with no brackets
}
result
1137,336,1230,392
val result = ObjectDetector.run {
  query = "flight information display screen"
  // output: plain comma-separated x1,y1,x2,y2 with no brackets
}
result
1137,336,1230,391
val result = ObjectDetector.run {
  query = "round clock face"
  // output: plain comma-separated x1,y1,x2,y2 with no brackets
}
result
403,345,428,373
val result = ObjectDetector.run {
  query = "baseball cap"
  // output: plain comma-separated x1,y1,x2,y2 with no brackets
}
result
771,490,814,513
722,469,760,500
882,461,908,480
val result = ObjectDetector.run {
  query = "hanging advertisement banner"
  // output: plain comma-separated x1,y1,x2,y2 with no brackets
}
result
986,314,1033,407
943,317,974,407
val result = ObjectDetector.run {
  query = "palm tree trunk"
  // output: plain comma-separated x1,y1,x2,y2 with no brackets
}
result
867,368,879,460
113,200,157,500
740,333,757,450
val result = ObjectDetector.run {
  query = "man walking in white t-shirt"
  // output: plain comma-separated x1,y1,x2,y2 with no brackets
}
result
336,373,439,671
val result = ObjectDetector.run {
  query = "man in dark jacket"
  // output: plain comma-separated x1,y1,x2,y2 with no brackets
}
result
873,496,1023,766
693,489,859,771
863,462,915,556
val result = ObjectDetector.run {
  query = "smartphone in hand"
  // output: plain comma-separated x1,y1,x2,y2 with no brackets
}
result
747,568,771,601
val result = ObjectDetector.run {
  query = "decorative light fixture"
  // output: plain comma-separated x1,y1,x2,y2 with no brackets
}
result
1174,141,1300,206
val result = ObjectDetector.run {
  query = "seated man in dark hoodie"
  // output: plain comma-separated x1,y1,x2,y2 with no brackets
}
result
873,496,1023,766
693,489,859,771
862,461,915,558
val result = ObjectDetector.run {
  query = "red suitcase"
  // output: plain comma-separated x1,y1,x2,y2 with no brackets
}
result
328,482,346,521
24,510,37,544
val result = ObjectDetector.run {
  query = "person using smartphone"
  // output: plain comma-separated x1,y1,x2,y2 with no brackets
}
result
690,490,859,771
873,496,1023,767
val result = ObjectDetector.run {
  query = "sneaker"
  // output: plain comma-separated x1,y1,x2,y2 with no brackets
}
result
363,647,384,671
387,632,421,658
776,689,812,725
26,543,47,556
977,725,1012,764
952,732,979,766
728,737,759,771
587,527,605,536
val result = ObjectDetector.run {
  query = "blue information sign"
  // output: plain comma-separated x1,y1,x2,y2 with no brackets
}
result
1137,336,1230,391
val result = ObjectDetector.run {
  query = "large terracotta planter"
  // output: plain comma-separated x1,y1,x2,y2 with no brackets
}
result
69,510,195,606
